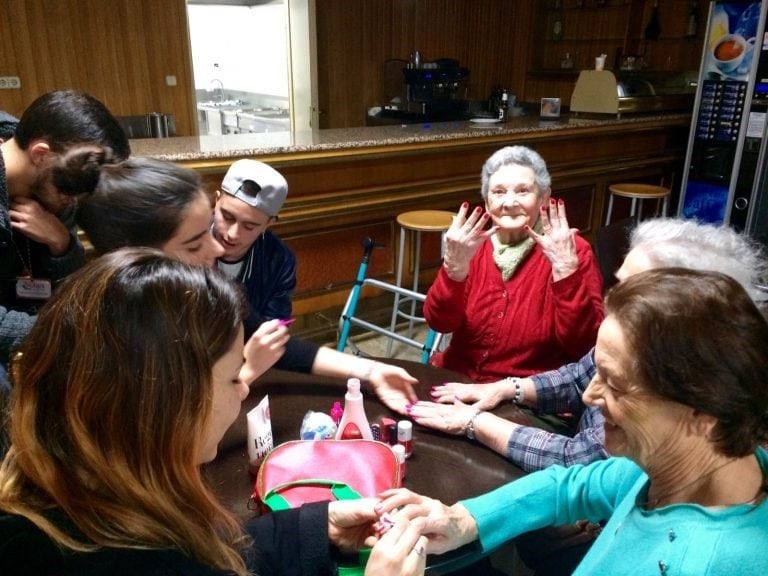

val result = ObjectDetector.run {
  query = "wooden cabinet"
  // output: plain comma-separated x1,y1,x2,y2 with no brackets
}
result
533,0,634,73
528,0,707,104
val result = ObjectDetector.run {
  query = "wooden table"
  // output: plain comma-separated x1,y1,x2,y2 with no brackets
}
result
205,358,557,574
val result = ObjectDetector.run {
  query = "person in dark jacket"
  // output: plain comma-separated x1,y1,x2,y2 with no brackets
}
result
0,91,129,364
213,159,295,329
0,248,426,576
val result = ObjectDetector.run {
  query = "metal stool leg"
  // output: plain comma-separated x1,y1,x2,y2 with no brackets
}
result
661,195,669,217
605,193,615,226
407,230,422,339
386,226,408,357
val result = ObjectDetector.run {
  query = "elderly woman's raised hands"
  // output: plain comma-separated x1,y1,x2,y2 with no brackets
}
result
525,198,580,282
442,202,499,281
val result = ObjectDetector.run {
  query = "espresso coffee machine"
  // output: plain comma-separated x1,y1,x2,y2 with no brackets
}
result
377,57,470,123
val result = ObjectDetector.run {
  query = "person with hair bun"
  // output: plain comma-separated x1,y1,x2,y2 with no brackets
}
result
0,90,129,365
77,156,420,414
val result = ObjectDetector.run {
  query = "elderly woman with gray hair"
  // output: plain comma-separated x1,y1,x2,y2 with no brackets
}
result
422,145,604,384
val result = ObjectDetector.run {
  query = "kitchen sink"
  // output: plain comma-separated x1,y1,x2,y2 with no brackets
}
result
198,99,248,108
238,108,289,118
237,108,290,133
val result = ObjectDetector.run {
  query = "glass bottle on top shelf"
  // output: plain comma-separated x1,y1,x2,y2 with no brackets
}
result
552,18,563,41
686,2,699,38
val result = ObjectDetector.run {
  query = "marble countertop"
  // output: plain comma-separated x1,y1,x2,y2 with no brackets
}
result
130,113,691,163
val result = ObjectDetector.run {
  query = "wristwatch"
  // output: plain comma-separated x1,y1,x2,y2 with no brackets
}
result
465,411,481,440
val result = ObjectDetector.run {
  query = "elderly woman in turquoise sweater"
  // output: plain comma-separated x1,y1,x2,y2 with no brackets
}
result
383,267,768,575
423,145,604,383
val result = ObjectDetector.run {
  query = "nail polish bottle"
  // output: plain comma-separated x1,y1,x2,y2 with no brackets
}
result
330,401,343,426
397,420,413,458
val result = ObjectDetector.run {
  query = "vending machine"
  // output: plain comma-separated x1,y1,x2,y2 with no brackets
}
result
679,0,768,245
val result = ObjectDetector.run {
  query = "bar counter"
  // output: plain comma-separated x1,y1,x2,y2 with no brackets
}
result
129,113,692,337
130,113,690,164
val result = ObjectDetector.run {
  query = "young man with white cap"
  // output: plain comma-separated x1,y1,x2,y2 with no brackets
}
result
213,160,420,412
213,159,295,335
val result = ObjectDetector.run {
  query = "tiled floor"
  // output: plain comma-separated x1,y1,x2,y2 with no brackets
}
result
332,321,434,363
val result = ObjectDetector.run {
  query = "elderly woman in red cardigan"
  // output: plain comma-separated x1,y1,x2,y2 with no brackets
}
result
423,145,604,383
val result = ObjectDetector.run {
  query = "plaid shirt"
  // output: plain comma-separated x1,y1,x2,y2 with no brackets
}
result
506,348,608,472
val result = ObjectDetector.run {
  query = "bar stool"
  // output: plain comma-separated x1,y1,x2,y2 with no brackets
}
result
605,183,671,225
386,210,454,358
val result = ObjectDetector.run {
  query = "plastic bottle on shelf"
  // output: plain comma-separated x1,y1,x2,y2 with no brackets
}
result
335,378,373,440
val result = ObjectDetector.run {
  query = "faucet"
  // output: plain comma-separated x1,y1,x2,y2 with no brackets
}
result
208,78,225,103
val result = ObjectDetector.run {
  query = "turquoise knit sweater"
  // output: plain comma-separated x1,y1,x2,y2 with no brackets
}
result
462,448,768,575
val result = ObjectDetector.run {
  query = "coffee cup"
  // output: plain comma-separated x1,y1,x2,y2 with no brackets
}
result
713,33,747,74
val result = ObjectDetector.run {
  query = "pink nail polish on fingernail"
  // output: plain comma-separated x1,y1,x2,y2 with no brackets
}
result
278,318,295,327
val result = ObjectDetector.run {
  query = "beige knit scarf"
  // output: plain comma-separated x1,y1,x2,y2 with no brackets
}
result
491,218,543,281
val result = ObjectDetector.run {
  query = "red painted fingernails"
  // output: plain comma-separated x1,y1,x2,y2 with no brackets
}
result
558,198,564,205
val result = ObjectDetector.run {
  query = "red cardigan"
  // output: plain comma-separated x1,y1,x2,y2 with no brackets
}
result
424,237,604,383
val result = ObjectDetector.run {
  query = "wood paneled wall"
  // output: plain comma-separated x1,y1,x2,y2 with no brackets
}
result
1,1,702,133
315,0,535,128
0,0,196,136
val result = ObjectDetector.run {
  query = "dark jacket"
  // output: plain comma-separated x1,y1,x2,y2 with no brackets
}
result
229,230,321,374
0,149,86,364
0,502,334,576
229,229,296,338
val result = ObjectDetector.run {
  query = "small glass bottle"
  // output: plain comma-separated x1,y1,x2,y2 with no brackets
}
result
330,401,343,426
335,378,373,440
397,420,413,458
686,1,699,38
498,90,509,122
